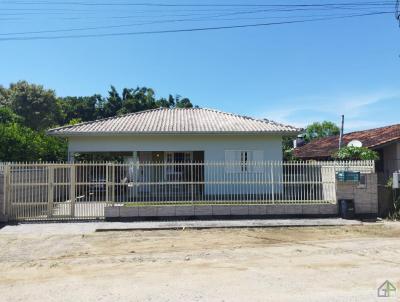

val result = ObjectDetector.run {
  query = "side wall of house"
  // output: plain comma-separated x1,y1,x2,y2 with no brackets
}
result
381,142,400,182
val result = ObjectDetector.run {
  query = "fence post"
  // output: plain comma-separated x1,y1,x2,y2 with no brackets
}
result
191,163,194,204
47,165,54,218
3,164,10,221
70,164,76,217
106,163,110,205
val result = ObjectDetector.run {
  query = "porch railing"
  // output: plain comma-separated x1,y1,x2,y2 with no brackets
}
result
2,160,375,220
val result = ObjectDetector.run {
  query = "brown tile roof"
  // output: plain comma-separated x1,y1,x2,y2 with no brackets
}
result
294,124,400,159
48,108,301,136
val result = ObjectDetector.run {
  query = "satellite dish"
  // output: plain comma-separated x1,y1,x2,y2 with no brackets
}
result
347,140,363,147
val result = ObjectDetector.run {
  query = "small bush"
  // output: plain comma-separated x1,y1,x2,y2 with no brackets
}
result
334,146,379,161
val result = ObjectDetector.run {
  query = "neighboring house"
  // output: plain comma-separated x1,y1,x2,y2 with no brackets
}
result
47,108,300,195
294,124,400,183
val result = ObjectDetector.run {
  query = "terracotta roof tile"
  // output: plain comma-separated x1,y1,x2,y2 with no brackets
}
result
294,124,400,159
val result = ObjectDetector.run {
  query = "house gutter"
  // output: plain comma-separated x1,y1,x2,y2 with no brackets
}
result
47,130,302,137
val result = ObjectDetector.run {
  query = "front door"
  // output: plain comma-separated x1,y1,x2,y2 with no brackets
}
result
165,152,192,181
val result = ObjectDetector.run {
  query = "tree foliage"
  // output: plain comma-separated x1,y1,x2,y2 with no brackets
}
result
0,81,195,161
0,123,67,162
304,121,340,142
0,106,22,124
334,146,379,161
8,81,62,131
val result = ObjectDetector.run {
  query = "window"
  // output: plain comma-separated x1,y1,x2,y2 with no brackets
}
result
240,151,249,172
225,150,264,173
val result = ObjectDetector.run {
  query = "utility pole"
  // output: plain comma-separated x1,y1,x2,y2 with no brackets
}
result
339,115,344,149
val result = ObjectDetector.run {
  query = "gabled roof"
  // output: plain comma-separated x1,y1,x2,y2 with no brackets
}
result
294,124,400,159
48,108,300,136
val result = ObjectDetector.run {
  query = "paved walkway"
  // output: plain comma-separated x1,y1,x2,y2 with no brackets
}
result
0,218,366,235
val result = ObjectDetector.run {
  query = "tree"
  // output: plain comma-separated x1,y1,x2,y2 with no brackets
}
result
58,95,103,124
282,135,297,161
102,86,123,118
119,87,157,115
334,146,379,160
0,85,10,106
304,121,340,142
175,97,193,108
0,123,67,161
8,81,62,130
0,106,22,124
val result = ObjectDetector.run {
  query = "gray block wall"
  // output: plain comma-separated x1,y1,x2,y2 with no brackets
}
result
336,173,378,215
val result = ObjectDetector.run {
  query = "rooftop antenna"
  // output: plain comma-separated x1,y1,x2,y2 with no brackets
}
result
339,115,344,149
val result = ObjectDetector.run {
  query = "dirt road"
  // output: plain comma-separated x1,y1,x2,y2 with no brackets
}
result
1,222,400,302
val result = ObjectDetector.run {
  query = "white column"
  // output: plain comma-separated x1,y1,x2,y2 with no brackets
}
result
68,152,75,163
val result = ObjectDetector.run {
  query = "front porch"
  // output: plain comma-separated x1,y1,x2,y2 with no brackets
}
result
70,151,205,201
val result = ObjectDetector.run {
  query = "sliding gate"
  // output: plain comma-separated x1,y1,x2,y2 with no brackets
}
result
4,163,109,221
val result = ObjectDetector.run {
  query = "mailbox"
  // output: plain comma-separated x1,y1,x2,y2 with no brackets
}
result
336,171,361,183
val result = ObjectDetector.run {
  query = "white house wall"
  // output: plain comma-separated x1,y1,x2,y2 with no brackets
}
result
68,134,283,195
68,134,282,160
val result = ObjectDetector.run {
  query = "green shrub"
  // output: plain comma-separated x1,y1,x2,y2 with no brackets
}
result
334,146,379,161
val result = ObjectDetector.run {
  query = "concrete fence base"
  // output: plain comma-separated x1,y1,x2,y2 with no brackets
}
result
105,204,339,220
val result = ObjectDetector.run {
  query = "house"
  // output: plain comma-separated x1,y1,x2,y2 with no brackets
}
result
294,124,400,183
48,107,299,162
47,108,300,198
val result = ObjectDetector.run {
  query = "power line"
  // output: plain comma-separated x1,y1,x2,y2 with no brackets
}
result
0,11,391,42
0,3,393,18
0,1,396,7
0,10,387,36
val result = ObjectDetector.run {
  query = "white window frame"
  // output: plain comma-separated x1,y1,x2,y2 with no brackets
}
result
225,150,264,173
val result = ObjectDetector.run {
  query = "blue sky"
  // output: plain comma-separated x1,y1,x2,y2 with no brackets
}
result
1,0,399,132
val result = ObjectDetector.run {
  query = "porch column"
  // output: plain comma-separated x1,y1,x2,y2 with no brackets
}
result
68,152,75,163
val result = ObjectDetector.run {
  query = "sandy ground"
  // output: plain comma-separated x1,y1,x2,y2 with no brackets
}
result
1,222,400,302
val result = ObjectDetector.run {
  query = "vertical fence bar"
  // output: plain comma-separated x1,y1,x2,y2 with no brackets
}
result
111,163,115,204
47,165,54,218
70,164,76,218
106,163,110,205
191,163,194,204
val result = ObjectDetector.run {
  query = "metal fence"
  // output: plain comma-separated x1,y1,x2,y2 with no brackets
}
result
2,160,375,221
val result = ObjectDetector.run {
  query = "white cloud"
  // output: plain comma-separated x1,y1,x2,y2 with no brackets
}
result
256,90,400,132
